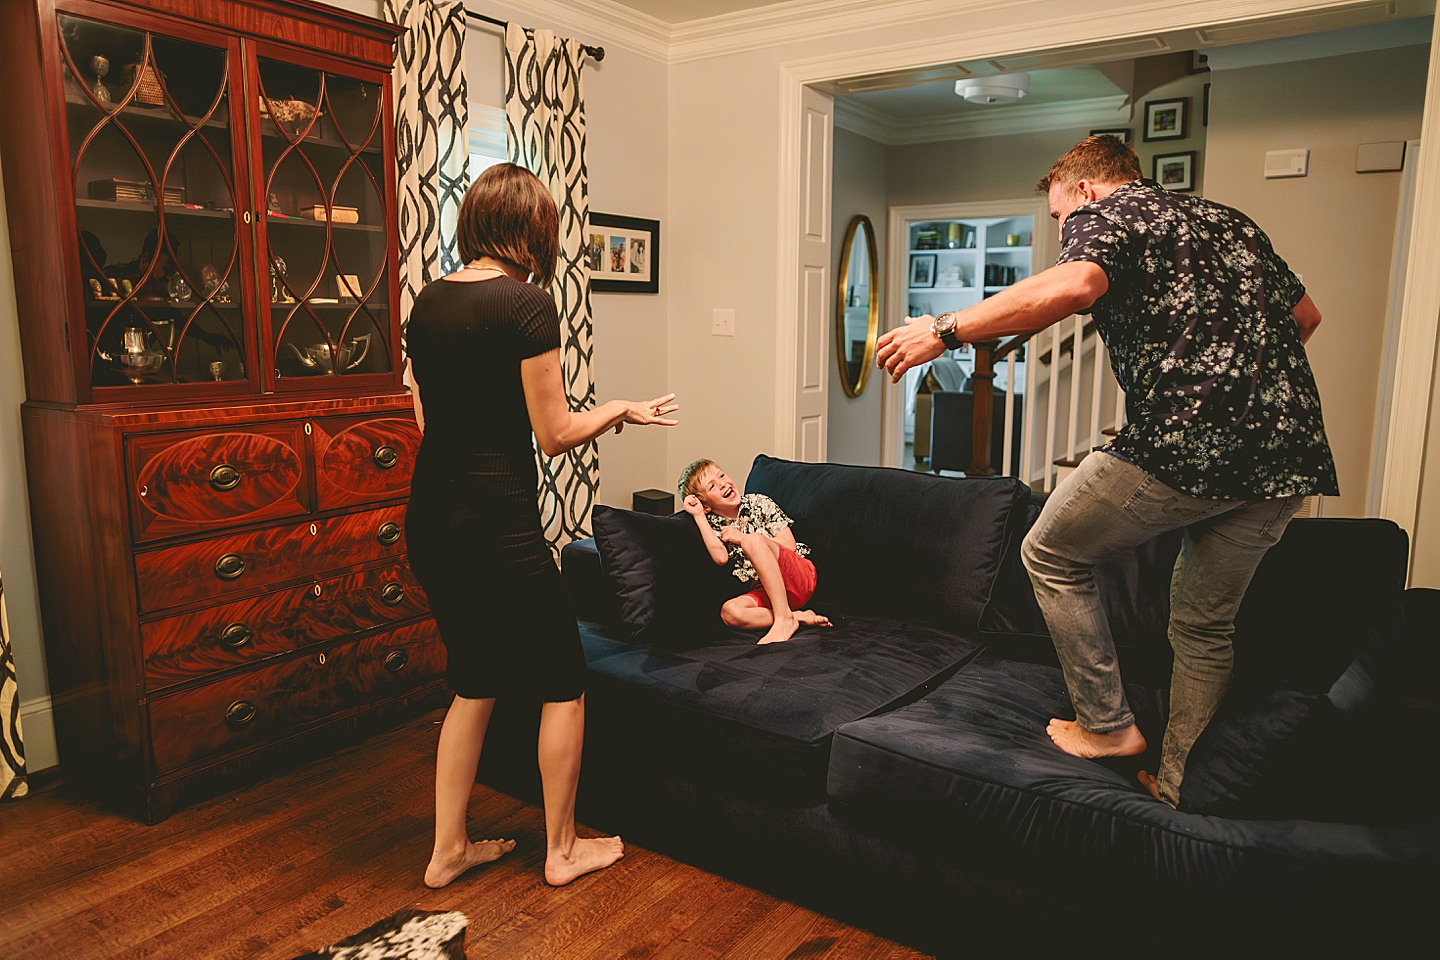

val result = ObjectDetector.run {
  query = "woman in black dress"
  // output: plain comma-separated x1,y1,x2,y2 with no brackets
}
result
404,163,678,888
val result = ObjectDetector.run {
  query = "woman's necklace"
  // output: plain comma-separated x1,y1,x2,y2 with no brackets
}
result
463,260,507,274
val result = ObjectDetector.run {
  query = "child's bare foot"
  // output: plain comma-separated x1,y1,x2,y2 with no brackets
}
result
1046,719,1146,758
424,838,516,888
545,835,624,886
758,612,799,644
1137,770,1161,801
795,610,831,627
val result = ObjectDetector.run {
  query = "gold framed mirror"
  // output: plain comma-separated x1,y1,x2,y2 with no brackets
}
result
835,214,879,398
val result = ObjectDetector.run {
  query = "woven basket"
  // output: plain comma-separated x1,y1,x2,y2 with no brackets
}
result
125,62,165,106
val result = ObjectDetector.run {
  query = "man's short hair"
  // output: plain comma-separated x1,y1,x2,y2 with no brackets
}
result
1035,136,1143,194
677,458,717,499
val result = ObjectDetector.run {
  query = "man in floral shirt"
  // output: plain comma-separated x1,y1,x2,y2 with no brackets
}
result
875,136,1337,807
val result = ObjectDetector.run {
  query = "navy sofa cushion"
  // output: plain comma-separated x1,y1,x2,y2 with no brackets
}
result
827,656,1438,904
577,613,981,804
590,505,745,645
743,455,1029,630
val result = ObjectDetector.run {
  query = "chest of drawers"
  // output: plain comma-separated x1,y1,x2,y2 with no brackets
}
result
22,392,445,821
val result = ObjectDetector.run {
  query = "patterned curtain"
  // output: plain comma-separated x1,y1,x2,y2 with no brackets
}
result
384,0,470,324
504,24,597,554
1,572,27,800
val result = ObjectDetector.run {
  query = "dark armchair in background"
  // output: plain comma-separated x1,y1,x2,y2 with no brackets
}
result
930,387,1023,476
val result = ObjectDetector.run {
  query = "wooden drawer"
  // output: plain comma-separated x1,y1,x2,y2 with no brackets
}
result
141,562,430,691
133,504,408,613
128,424,311,542
312,414,421,510
148,619,444,775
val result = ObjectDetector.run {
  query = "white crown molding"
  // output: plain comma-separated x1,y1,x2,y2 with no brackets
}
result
491,0,673,61
835,94,1131,145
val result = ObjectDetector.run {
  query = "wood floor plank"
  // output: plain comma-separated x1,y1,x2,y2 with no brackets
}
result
0,708,933,960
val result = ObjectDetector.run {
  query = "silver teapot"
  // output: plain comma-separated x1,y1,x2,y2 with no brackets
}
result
285,333,370,374
98,322,166,383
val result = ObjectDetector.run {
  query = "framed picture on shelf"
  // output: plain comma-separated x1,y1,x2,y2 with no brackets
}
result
1188,50,1210,74
1153,151,1197,192
1143,97,1188,141
1203,83,1211,126
1090,127,1131,144
909,253,936,288
588,212,659,293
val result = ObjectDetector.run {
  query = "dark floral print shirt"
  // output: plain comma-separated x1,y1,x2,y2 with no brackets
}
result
707,493,810,583
1055,179,1339,500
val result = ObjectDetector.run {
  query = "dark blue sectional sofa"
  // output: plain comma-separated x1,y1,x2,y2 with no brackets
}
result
478,455,1439,953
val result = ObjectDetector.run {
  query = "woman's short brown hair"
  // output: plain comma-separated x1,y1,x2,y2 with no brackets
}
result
1035,136,1143,194
456,162,559,286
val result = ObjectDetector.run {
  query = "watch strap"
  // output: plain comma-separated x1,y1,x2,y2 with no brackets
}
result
935,313,965,351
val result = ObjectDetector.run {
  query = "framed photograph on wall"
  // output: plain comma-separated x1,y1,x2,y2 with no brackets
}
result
1090,128,1131,144
588,212,659,293
909,253,936,288
1153,151,1197,192
1143,97,1188,142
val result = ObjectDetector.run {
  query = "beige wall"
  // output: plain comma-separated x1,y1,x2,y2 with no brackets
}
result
1416,332,1440,587
828,127,887,466
1204,44,1430,520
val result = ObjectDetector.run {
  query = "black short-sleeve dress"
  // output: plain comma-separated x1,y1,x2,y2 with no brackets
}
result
403,275,586,702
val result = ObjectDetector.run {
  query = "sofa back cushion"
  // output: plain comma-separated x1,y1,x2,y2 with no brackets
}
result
743,455,1029,630
590,505,746,645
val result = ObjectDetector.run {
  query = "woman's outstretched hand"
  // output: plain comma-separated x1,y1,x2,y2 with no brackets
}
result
615,394,679,433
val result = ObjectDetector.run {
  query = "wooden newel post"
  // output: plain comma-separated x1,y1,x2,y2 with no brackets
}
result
969,341,999,477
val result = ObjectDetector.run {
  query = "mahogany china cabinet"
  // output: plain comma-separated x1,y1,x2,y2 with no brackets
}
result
0,0,447,821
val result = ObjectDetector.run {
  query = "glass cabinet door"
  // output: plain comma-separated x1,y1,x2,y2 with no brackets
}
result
252,54,393,385
59,13,252,392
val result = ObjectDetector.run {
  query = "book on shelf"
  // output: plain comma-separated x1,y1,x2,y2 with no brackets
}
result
300,204,359,223
88,178,185,205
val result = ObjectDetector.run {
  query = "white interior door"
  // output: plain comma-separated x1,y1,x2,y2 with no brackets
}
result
791,85,833,463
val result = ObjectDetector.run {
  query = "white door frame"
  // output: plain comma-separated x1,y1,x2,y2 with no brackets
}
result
774,2,1440,574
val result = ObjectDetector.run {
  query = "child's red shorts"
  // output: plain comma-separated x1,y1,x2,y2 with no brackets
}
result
740,548,817,610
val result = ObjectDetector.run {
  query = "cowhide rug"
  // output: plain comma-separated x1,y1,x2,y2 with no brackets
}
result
292,909,469,960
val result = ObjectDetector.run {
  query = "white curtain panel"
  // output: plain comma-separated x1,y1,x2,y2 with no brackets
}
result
504,24,598,555
0,572,27,800
385,0,470,325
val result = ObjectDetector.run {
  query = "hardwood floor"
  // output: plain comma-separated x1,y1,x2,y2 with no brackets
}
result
1,709,932,960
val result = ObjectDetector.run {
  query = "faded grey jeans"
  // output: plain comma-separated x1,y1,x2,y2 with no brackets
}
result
1020,451,1304,807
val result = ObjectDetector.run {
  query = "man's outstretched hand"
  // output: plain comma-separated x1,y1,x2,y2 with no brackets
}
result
875,314,948,383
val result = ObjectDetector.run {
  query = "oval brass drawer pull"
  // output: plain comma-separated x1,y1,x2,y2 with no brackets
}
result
209,464,242,491
215,553,246,580
384,649,408,672
219,622,252,650
373,444,399,469
225,699,257,729
377,521,401,545
380,581,405,606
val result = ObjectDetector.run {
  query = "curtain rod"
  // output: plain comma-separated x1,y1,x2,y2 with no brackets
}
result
465,10,605,61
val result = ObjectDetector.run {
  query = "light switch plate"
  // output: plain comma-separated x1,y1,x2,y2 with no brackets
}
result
1264,149,1309,178
1356,141,1406,173
712,308,735,337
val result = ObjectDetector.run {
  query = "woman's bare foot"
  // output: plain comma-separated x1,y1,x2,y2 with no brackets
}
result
758,612,799,645
1045,719,1146,759
1137,770,1161,801
795,610,832,627
545,835,624,886
424,838,516,889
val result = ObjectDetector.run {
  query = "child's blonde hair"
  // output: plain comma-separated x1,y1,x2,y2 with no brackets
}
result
677,458,718,499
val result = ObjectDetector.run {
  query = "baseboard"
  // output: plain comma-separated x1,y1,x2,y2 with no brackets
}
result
17,695,59,772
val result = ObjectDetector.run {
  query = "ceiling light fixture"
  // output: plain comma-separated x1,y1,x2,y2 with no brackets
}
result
955,72,1030,104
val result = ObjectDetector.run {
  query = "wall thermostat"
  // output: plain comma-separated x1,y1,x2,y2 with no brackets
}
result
1264,149,1309,179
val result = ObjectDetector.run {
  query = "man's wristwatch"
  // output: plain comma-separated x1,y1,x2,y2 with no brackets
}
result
932,312,964,351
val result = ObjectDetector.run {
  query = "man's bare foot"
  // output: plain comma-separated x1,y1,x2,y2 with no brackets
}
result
424,838,516,888
758,612,799,645
795,610,832,627
544,835,624,886
1045,719,1146,759
1137,770,1161,801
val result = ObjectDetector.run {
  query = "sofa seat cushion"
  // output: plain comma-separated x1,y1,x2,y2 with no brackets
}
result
827,656,1440,903
577,614,982,805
